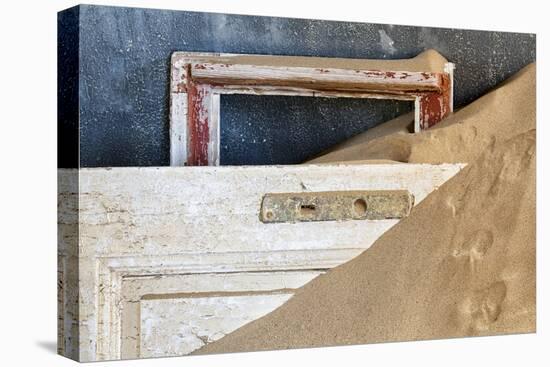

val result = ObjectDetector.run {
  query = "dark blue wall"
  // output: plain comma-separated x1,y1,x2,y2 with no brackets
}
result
58,5,536,167
58,6,79,168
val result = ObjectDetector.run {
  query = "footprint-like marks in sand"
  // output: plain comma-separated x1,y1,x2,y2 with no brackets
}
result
452,229,507,333
488,142,535,197
465,281,507,332
464,229,493,260
445,194,465,218
452,229,494,268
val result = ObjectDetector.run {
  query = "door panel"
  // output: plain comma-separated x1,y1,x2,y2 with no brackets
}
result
133,271,321,358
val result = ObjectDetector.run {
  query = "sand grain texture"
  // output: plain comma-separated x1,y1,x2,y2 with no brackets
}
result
197,63,536,354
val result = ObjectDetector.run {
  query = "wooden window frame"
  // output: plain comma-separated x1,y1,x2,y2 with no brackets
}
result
170,52,454,166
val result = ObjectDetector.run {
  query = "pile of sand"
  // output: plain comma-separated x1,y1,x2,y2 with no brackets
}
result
310,64,535,165
197,63,536,354
215,48,449,73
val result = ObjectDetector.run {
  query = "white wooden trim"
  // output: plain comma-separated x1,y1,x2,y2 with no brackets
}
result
414,96,421,133
444,62,455,112
208,93,221,166
169,92,188,166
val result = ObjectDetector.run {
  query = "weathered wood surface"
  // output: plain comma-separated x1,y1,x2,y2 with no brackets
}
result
58,163,464,361
170,52,454,166
137,271,321,357
189,63,446,92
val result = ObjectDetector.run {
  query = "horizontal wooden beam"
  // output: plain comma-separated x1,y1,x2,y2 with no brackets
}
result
189,62,446,93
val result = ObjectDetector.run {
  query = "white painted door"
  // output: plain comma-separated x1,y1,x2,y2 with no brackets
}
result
58,163,463,361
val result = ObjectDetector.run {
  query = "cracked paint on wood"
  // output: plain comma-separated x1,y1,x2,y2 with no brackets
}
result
141,294,293,357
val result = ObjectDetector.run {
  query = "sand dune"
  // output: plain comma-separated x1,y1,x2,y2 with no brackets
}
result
197,63,536,354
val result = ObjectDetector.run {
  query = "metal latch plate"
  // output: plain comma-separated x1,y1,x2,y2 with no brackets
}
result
260,190,414,223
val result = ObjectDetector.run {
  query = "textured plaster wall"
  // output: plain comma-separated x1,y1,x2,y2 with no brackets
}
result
58,5,535,167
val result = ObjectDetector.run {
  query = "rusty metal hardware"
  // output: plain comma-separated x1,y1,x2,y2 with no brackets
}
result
260,190,414,223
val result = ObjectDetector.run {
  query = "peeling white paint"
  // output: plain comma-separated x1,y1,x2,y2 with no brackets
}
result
141,294,294,357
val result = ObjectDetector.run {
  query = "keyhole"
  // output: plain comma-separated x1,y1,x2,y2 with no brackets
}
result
353,198,367,216
300,204,316,215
